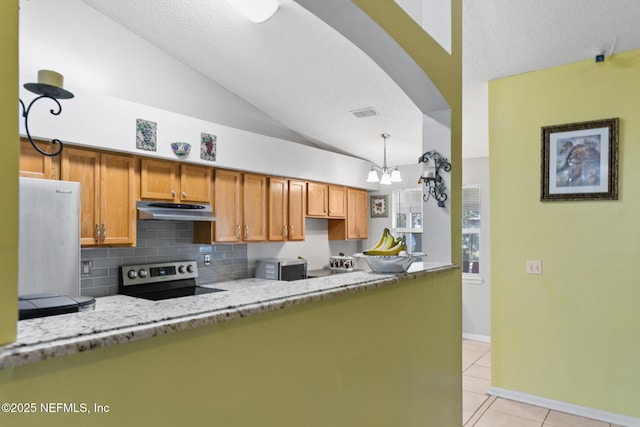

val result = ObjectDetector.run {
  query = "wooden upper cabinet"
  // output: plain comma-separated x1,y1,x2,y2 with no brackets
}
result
328,185,346,218
100,153,136,245
307,182,345,218
62,148,100,246
307,182,328,217
268,178,288,241
19,138,60,180
243,173,267,242
287,180,306,241
62,147,135,247
212,169,242,242
347,188,368,239
329,188,368,240
268,178,306,241
139,158,211,203
180,164,212,203
195,170,266,243
140,158,177,201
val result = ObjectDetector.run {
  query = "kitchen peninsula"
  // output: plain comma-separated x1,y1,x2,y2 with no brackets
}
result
0,262,461,427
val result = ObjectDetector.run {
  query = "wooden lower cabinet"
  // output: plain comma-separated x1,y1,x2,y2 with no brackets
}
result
194,170,266,243
19,138,60,180
268,178,306,241
61,147,135,246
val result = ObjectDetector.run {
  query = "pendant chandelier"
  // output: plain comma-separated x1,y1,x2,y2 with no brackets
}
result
366,133,402,185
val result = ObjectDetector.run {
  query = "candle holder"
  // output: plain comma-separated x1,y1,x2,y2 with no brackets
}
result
418,150,451,208
19,70,74,157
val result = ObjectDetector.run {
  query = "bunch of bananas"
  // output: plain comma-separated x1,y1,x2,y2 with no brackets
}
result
363,228,407,256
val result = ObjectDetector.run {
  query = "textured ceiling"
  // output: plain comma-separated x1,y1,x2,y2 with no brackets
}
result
82,0,640,164
464,0,640,83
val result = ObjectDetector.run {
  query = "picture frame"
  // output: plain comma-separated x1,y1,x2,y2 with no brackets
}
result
136,118,157,152
541,117,619,201
370,195,388,218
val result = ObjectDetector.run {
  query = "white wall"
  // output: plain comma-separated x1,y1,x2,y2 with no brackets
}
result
462,156,491,340
19,0,306,144
18,0,377,189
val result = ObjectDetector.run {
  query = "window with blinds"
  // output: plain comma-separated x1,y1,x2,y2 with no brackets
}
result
391,188,423,253
462,185,480,274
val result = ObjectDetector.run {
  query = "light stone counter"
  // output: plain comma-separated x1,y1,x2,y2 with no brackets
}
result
0,261,455,369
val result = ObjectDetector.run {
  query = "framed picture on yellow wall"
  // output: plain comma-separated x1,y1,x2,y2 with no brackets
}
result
541,117,619,201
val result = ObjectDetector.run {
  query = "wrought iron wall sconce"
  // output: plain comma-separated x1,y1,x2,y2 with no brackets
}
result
19,70,74,157
418,150,451,207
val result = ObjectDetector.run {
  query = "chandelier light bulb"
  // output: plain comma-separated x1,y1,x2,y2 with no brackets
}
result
380,171,392,185
390,167,402,182
367,168,380,183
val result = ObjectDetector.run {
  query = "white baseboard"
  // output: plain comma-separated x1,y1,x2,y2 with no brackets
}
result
462,332,491,343
488,386,640,427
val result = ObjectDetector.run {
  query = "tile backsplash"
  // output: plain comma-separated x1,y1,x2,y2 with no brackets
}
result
80,220,248,297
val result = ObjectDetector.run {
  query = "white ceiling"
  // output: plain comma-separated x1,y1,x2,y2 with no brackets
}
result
82,0,640,164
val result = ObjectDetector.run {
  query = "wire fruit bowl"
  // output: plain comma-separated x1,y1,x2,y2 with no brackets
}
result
354,253,422,273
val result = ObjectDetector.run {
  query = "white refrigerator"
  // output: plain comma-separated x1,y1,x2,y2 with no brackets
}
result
18,177,81,296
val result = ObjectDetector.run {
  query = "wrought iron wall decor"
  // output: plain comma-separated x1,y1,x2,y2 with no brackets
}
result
418,150,451,208
19,70,74,157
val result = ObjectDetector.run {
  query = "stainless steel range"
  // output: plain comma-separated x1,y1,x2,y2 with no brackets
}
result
120,261,224,300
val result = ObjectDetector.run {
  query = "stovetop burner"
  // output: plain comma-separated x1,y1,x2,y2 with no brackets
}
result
119,261,225,301
129,285,225,301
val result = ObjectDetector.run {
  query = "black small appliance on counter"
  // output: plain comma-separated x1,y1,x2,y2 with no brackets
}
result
19,293,96,320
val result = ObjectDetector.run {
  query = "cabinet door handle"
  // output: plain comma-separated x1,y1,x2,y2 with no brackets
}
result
95,224,100,242
182,191,187,198
244,225,249,239
171,190,176,198
102,224,106,241
283,226,288,238
236,225,241,239
290,225,294,237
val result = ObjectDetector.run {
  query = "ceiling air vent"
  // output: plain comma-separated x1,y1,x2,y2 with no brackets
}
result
350,107,378,118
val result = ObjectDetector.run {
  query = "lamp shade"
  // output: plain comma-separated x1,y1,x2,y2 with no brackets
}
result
367,168,379,182
380,172,392,185
390,167,402,182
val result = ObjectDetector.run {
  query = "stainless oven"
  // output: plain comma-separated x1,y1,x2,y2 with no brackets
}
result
255,259,307,281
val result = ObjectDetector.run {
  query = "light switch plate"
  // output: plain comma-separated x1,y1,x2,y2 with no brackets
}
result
526,260,542,275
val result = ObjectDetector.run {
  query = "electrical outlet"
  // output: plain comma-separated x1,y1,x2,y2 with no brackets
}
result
526,260,542,275
81,261,92,276
204,254,211,266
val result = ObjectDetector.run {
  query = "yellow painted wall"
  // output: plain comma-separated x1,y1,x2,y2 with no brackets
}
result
490,49,640,417
0,272,461,427
0,0,19,344
354,0,462,265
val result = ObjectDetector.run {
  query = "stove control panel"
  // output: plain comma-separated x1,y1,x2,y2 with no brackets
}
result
121,261,198,287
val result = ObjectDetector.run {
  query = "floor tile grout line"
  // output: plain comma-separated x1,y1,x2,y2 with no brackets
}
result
468,395,497,427
462,349,490,373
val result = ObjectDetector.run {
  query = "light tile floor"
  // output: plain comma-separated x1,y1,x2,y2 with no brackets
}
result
462,340,624,427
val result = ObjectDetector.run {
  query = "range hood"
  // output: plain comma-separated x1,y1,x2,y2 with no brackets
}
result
137,201,216,221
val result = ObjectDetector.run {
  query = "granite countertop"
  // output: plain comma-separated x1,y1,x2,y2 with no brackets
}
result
0,261,455,369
